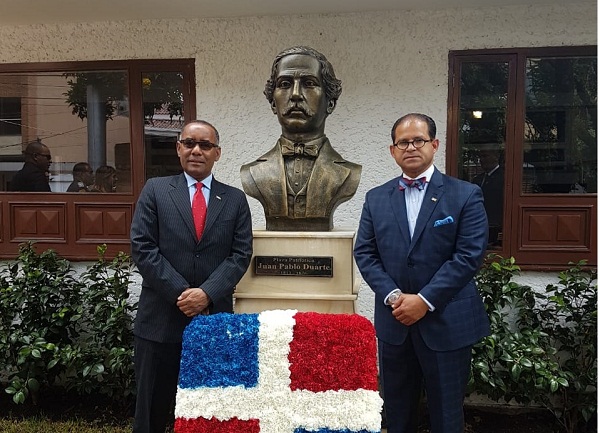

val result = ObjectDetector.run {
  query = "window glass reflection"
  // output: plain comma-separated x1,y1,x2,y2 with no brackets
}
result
142,72,185,180
458,62,509,249
0,71,131,192
524,57,597,194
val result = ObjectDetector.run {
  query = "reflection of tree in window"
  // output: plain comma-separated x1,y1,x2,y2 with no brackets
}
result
458,62,508,182
63,72,127,171
525,57,597,193
141,73,184,124
64,71,186,190
141,72,185,180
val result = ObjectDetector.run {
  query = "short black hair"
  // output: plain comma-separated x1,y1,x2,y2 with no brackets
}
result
391,113,437,143
181,120,220,144
72,162,91,174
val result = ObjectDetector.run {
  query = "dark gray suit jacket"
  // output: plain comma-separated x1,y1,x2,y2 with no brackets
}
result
130,174,253,343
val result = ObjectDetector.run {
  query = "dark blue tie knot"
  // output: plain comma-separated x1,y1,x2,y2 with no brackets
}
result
399,176,427,191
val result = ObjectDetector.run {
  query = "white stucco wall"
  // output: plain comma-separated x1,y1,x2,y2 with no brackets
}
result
0,2,596,319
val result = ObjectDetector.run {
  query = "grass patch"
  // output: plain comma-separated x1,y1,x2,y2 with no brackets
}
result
0,385,134,432
0,417,131,433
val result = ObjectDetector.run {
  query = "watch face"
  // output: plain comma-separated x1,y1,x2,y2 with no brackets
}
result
387,289,402,305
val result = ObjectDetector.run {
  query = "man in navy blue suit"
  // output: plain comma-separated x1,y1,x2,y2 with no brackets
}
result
354,113,490,433
131,120,253,433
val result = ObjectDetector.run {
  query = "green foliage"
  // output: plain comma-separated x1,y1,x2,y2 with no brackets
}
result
63,72,127,120
534,261,597,433
472,254,597,433
0,242,137,406
0,243,83,405
62,244,137,400
63,71,184,123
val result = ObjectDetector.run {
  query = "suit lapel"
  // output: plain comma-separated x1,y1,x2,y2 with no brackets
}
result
389,178,412,246
204,178,226,235
169,174,196,240
409,169,444,252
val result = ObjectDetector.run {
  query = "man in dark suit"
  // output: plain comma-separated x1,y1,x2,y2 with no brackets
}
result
240,46,361,231
353,113,490,433
130,120,253,433
66,162,94,192
8,139,52,192
472,145,504,247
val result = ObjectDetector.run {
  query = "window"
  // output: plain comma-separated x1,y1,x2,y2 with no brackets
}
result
0,97,21,136
0,59,195,259
447,47,596,267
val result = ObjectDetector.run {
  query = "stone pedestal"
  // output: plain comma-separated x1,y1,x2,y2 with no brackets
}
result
234,230,360,314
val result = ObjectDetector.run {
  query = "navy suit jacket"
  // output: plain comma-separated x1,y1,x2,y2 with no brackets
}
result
354,168,490,351
130,174,253,343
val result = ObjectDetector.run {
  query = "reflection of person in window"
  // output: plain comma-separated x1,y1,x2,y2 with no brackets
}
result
8,140,52,192
67,162,94,192
90,165,118,192
472,145,504,247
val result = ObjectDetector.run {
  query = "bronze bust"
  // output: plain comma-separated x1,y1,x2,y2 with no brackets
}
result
240,46,362,231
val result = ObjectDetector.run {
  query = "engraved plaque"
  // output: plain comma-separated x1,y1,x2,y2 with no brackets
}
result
255,256,333,277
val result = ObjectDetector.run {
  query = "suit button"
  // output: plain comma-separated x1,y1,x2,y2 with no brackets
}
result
195,253,200,258
407,259,414,268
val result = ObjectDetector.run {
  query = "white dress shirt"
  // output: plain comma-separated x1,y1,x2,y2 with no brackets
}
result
184,172,213,207
384,165,436,311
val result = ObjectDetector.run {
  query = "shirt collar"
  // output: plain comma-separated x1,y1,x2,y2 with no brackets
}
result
184,172,213,190
402,165,435,182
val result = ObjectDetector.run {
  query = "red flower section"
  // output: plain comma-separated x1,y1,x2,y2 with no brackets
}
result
175,416,260,433
288,312,378,392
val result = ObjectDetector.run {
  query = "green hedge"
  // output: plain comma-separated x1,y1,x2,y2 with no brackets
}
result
0,242,137,406
471,254,597,433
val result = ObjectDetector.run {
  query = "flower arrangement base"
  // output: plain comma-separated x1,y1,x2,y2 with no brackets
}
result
175,310,382,433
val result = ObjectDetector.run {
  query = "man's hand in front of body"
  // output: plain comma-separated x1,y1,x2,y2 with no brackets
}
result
392,294,429,326
177,288,210,317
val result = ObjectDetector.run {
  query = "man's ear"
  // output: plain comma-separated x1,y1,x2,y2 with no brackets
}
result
326,99,336,115
271,100,278,115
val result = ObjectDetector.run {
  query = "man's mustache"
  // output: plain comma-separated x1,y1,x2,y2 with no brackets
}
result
283,105,314,117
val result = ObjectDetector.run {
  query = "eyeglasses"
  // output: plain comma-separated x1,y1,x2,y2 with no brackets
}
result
33,153,52,161
178,138,219,151
393,138,431,150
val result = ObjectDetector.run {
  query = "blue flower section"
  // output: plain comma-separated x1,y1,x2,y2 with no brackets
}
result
178,312,260,389
294,429,378,433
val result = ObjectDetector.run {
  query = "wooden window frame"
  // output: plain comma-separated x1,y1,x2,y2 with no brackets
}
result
0,59,196,260
447,46,597,268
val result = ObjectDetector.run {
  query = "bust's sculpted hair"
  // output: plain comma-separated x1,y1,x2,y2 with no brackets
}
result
264,46,342,106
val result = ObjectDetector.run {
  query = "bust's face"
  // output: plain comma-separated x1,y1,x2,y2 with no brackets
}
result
271,54,332,138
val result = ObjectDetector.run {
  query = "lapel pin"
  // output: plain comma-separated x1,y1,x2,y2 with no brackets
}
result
216,196,222,200
431,197,438,202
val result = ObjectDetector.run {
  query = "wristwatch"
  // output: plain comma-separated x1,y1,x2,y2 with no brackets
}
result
386,288,402,306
